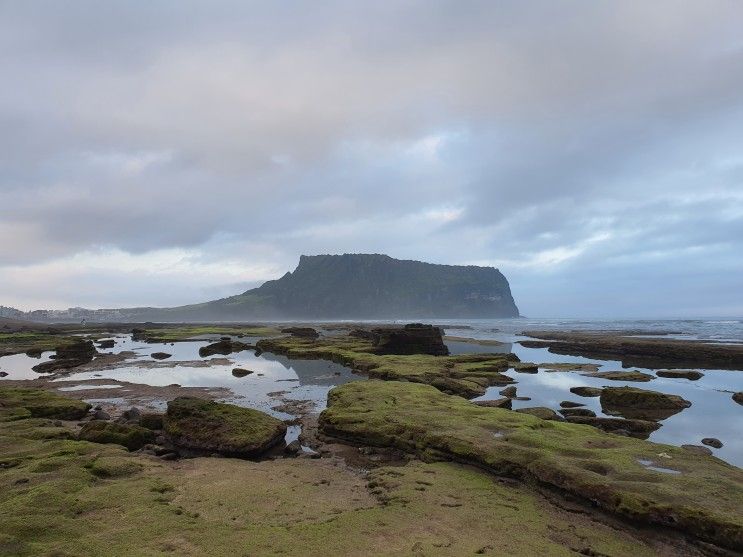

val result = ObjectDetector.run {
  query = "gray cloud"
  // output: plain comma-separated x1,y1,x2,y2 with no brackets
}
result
1,1,742,316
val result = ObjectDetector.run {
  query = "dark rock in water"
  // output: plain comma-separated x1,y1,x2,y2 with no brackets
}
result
499,386,517,398
284,440,301,455
515,407,562,420
473,398,512,409
656,369,704,381
570,386,602,398
232,368,254,378
559,401,585,408
164,397,286,457
220,336,232,341
348,328,377,341
600,387,691,421
79,421,155,451
151,352,172,360
199,340,252,358
32,339,97,373
280,327,320,339
559,408,596,418
0,371,8,377
370,323,449,356
512,362,538,373
119,407,142,424
140,413,164,430
586,370,654,382
565,416,661,439
701,438,723,449
732,392,743,406
97,339,115,349
682,444,713,456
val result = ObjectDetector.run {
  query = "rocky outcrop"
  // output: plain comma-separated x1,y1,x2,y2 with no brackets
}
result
600,387,691,421
563,416,661,439
280,327,320,339
656,369,704,380
570,386,602,397
198,340,252,358
370,324,449,356
164,397,286,457
78,421,155,451
32,340,97,373
515,407,562,420
586,370,654,382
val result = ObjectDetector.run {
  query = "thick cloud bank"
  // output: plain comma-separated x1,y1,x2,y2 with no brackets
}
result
1,1,742,317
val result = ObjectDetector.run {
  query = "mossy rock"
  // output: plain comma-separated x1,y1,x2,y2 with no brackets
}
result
87,456,144,478
600,387,691,421
165,397,286,457
139,413,164,430
320,380,743,551
587,370,654,382
0,387,90,421
514,407,561,420
79,421,155,451
570,386,602,397
656,369,704,381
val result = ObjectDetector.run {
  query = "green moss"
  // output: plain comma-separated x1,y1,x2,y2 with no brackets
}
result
78,421,155,451
0,387,90,421
88,456,145,478
319,380,743,551
256,335,519,397
135,325,280,342
165,397,286,457
0,332,81,357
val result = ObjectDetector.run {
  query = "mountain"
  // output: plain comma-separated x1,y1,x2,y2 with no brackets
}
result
129,253,519,321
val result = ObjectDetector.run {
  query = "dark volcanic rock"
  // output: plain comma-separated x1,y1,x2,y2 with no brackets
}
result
570,386,602,398
370,323,449,356
732,392,743,406
559,408,596,418
565,416,661,439
164,397,286,457
473,398,512,409
682,444,713,456
198,340,252,358
656,369,704,381
586,370,654,382
280,327,320,339
701,438,723,449
151,352,172,360
600,387,691,421
559,401,585,408
232,368,254,378
97,339,116,349
499,386,517,398
512,362,538,373
32,340,97,373
0,371,8,377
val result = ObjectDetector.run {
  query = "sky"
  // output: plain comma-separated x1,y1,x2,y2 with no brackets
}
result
1,1,742,318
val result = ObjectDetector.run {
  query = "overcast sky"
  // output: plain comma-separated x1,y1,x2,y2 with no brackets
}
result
1,1,742,318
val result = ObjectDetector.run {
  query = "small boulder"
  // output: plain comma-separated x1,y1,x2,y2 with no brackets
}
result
119,407,142,424
513,362,538,373
284,440,301,456
600,387,691,421
559,401,585,408
79,421,155,451
164,397,286,457
733,392,743,406
515,407,562,420
587,370,654,382
473,398,512,410
151,352,172,360
656,370,704,381
139,413,164,430
91,408,111,420
559,408,596,418
232,368,254,378
701,438,723,449
97,339,116,349
199,340,252,358
570,386,602,398
0,371,8,378
499,386,517,398
370,324,449,356
682,444,713,456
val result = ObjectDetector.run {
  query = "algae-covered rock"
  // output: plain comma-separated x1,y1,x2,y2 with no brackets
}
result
0,387,90,420
564,416,660,439
139,413,164,430
560,401,585,408
32,339,97,373
499,386,517,398
514,407,562,420
512,362,538,373
682,444,713,456
320,381,743,551
570,386,602,397
151,352,172,360
473,397,512,409
280,327,320,339
656,369,704,381
600,387,691,421
199,340,252,358
587,370,654,382
370,323,449,356
79,421,155,451
165,397,286,457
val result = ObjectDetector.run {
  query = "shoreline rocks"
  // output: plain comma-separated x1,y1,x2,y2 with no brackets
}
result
600,387,691,421
656,369,704,380
370,323,449,356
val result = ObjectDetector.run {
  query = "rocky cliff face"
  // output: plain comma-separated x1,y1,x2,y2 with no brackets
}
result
172,253,519,320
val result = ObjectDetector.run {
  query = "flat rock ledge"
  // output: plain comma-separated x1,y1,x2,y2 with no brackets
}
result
164,397,286,458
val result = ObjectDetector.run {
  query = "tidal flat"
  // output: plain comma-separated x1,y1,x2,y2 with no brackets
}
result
0,320,742,555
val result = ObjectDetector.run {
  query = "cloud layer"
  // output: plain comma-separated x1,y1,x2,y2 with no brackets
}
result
2,1,742,317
